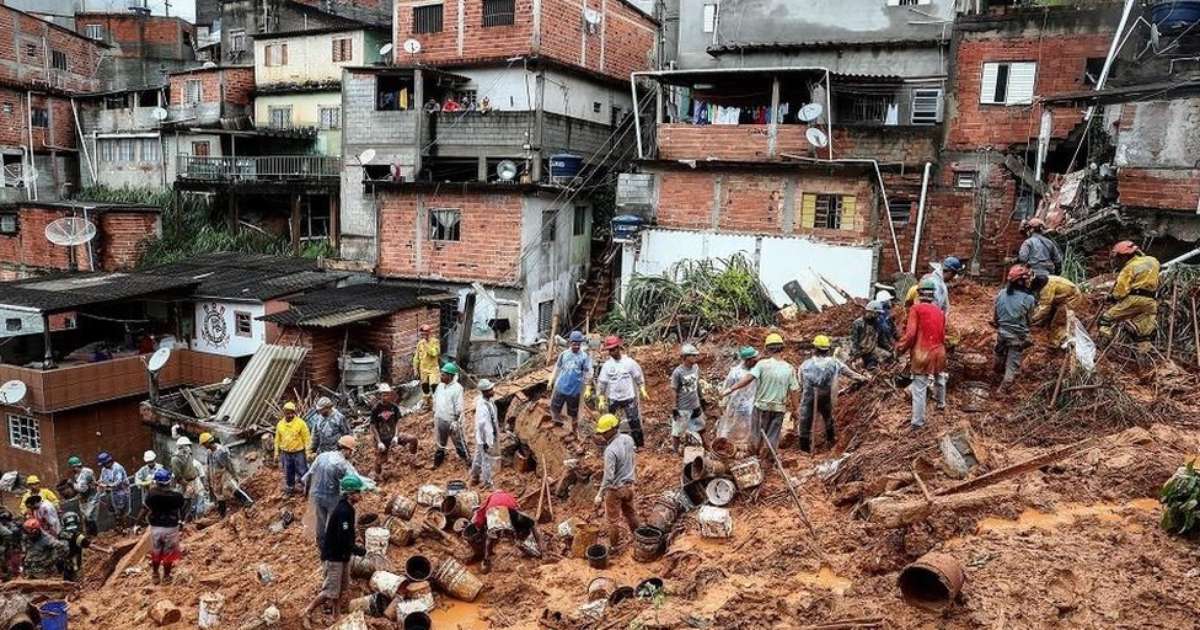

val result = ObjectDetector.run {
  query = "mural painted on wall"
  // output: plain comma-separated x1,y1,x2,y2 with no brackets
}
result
200,303,229,349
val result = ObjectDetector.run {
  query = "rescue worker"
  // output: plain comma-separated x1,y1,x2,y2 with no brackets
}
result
798,335,867,453
169,437,202,521
200,433,245,517
302,475,368,628
58,511,88,582
724,333,800,457
993,265,1037,388
0,510,19,579
468,489,520,574
896,279,947,429
669,344,705,454
903,256,963,313
432,363,469,469
470,379,500,489
1017,218,1063,278
274,401,311,496
718,347,758,446
874,290,899,353
548,330,593,432
596,336,648,448
593,414,640,550
1030,274,1085,347
133,451,163,503
23,494,60,537
412,324,441,399
19,475,59,510
68,455,99,536
370,383,415,479
308,397,350,455
143,469,186,585
1100,240,1161,343
849,302,889,368
19,519,66,580
97,451,131,531
302,435,365,550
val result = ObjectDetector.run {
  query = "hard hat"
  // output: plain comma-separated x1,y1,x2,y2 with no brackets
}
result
595,414,620,434
67,456,82,467
441,362,460,375
942,256,964,272
569,330,586,343
22,518,40,533
1022,217,1045,232
602,335,622,350
316,396,334,409
764,332,784,347
812,335,832,350
1111,240,1138,256
419,324,432,333
199,432,215,445
874,290,894,303
143,450,157,463
866,300,886,313
25,475,39,485
681,343,700,356
282,401,298,412
1007,264,1032,282
918,278,937,292
337,435,357,450
340,474,365,493
738,346,759,360
153,468,172,485
477,378,495,391
377,383,393,393
176,436,192,447
97,452,112,465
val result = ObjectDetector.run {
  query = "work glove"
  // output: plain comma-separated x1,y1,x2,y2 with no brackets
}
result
597,396,608,412
547,375,556,390
377,442,386,453
640,385,649,401
391,436,399,447
593,491,603,507
583,385,592,400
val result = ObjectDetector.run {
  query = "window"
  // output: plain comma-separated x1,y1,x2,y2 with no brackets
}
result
702,3,717,33
910,88,943,125
888,200,912,227
51,51,67,71
980,61,1037,105
801,193,860,231
413,4,444,33
429,208,461,241
814,194,844,229
234,311,252,337
265,43,288,66
332,38,353,62
1,103,11,115
592,101,602,113
184,79,202,104
141,138,160,162
30,108,48,128
229,29,246,52
99,139,115,162
537,300,554,334
482,0,515,26
192,141,210,156
1084,57,1106,86
116,138,136,161
319,106,341,129
8,414,40,453
376,75,414,111
84,24,105,40
573,205,587,236
268,106,293,129
836,94,890,124
4,318,21,331
541,210,557,243
955,171,976,189
887,0,930,5
24,43,39,59
0,214,17,234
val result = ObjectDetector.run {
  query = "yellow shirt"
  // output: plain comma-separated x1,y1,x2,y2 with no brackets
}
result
1031,275,1081,325
274,416,311,457
413,337,441,380
1111,254,1160,300
20,488,59,509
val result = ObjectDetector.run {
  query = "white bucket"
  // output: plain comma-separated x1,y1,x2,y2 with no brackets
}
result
697,505,733,538
328,610,369,630
197,592,224,629
364,526,390,556
369,570,405,598
416,484,444,507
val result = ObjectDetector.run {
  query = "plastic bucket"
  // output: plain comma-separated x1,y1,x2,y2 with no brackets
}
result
705,478,737,507
432,557,484,602
730,458,763,490
646,495,680,532
446,480,466,496
441,490,480,519
632,526,664,562
586,544,609,569
365,526,390,556
387,495,417,520
405,555,433,582
415,484,444,507
39,601,68,630
197,592,224,630
369,570,404,598
570,523,603,559
403,612,432,630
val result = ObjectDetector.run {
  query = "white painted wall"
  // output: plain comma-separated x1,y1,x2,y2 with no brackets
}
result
621,228,876,307
254,30,386,86
192,300,266,357
453,68,633,126
518,196,592,345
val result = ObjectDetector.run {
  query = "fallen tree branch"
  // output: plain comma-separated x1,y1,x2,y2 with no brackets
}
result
934,437,1095,497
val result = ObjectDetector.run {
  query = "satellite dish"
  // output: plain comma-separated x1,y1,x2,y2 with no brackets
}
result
402,39,421,54
202,61,217,68
380,42,394,57
147,347,171,373
496,160,519,181
152,107,168,121
44,217,97,246
799,103,824,123
357,148,376,165
0,380,27,405
806,127,829,149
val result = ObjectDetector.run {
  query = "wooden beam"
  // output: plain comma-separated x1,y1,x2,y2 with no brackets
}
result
1002,154,1049,196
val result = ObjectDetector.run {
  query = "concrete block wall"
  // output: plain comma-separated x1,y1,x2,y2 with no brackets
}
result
343,71,422,146
542,113,616,158
431,111,533,155
0,5,104,94
168,67,255,124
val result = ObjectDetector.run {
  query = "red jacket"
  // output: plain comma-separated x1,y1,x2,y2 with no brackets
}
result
896,301,946,375
471,491,518,529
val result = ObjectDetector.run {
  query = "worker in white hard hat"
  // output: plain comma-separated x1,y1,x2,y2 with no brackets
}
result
470,379,500,489
133,450,164,511
307,396,350,456
669,344,705,454
873,290,899,354
169,437,202,520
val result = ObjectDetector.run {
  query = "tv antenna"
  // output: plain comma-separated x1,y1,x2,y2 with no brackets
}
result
402,39,420,63
357,148,376,165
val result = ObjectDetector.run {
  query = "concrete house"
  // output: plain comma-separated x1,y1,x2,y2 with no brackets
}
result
75,11,198,91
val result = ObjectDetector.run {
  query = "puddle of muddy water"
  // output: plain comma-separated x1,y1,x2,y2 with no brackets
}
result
428,600,489,629
794,565,852,596
977,499,1158,533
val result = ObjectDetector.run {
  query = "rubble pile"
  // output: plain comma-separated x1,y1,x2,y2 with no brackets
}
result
60,279,1200,629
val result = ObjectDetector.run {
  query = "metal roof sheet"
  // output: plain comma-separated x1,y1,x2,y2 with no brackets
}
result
0,272,199,313
260,283,447,327
143,253,341,301
214,344,308,429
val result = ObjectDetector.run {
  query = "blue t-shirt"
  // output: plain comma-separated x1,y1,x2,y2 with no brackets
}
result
554,349,593,396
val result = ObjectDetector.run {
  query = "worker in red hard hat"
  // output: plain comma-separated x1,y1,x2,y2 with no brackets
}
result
596,336,648,448
1018,217,1062,279
1100,240,1160,344
991,265,1037,389
20,517,66,579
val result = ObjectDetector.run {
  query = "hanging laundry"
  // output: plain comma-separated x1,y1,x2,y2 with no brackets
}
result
885,103,899,126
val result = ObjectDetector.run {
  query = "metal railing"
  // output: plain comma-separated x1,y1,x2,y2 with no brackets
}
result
177,155,341,182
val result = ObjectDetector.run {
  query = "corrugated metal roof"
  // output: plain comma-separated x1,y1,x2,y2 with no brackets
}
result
260,283,449,327
0,272,199,313
301,308,391,328
143,253,342,301
214,344,308,429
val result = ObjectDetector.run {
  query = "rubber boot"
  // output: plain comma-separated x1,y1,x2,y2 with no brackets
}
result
799,437,811,453
151,562,161,585
433,449,446,469
217,501,227,517
632,430,645,449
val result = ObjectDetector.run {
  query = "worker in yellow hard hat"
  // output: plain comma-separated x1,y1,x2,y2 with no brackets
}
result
275,401,311,496
1100,240,1160,343
798,335,866,453
592,414,640,549
723,331,799,457
200,432,249,517
19,475,59,511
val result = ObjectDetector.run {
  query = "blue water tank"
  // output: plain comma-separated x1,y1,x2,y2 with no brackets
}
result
549,154,583,180
1152,0,1200,31
611,214,643,242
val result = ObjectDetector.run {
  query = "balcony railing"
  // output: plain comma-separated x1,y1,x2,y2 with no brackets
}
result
177,155,342,182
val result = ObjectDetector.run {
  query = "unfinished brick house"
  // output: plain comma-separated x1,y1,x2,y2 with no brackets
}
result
0,4,106,202
0,200,161,279
76,11,198,91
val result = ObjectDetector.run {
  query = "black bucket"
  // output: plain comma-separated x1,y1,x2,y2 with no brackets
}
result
403,611,432,630
586,544,609,569
405,555,432,582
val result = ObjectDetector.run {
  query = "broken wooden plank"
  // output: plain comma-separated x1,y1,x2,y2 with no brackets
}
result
0,578,76,594
1002,154,1048,196
864,487,1009,528
934,438,1094,498
104,530,152,587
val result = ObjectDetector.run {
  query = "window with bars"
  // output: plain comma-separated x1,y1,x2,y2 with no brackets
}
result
116,139,136,161
980,61,1037,105
413,4,444,33
265,43,288,66
483,0,515,26
910,88,942,125
30,108,48,128
192,141,210,156
537,300,554,334
51,51,67,71
800,193,859,231
268,106,293,129
84,24,105,40
888,200,912,227
0,214,17,235
332,38,353,62
319,106,341,129
185,79,202,104
430,208,461,241
8,414,40,453
229,29,246,52
702,4,717,33
234,311,252,337
573,205,587,236
955,171,977,188
814,194,844,229
541,210,557,243
836,94,891,124
24,43,39,59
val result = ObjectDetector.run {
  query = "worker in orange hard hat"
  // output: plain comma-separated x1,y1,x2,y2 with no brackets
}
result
1018,217,1062,279
992,265,1037,389
412,323,441,399
1099,240,1160,343
596,335,648,448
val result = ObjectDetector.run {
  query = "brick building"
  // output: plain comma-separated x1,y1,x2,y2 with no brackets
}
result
196,0,389,65
0,200,161,279
75,11,198,91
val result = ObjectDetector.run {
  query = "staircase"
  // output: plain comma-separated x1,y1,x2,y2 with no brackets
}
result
573,241,620,332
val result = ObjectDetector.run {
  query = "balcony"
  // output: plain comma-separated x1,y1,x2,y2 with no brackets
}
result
177,155,342,183
655,123,941,166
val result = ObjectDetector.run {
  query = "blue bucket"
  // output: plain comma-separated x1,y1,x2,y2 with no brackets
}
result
39,600,68,630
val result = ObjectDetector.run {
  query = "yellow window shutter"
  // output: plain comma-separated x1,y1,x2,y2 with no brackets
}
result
841,195,858,231
800,193,816,229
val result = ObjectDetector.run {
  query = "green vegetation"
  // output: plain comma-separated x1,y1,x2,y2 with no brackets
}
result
1160,462,1200,536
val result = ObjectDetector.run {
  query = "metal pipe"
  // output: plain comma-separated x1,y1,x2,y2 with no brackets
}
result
824,69,833,160
910,162,932,274
26,91,36,201
71,98,97,184
1163,246,1200,269
631,78,642,159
